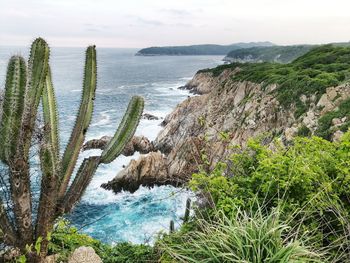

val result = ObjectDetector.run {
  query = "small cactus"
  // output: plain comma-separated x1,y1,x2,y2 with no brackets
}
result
183,198,191,223
0,38,144,261
170,220,175,233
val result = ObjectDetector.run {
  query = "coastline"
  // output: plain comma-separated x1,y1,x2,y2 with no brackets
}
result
104,65,350,196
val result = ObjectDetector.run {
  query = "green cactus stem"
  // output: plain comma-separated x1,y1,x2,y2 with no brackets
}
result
0,56,26,163
42,66,60,161
35,144,59,255
21,37,50,156
101,96,144,163
62,156,100,213
183,198,191,223
170,220,175,233
9,38,50,249
59,45,97,199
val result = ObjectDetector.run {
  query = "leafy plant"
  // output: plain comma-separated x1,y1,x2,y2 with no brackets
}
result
0,38,144,261
48,220,158,263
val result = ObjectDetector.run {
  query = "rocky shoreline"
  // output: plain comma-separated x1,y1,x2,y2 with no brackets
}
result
101,68,350,194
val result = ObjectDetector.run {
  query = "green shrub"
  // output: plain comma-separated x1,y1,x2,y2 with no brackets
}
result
297,125,312,137
316,98,350,139
189,133,350,260
48,220,159,262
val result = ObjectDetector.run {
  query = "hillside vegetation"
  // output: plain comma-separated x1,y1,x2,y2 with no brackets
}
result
200,45,350,117
44,132,350,262
224,45,313,63
136,42,274,56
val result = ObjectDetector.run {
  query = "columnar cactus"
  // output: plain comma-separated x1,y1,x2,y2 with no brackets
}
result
0,38,144,262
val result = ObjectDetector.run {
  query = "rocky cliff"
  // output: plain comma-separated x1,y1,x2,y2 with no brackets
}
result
102,68,350,194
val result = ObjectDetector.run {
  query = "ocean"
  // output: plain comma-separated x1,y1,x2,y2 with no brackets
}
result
0,46,222,244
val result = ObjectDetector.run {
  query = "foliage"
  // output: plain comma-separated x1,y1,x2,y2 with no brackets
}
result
225,45,313,63
187,133,350,261
297,125,312,137
200,45,350,117
136,42,274,56
315,98,350,140
48,220,159,263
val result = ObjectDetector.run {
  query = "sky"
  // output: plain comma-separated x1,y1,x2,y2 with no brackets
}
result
1,0,350,48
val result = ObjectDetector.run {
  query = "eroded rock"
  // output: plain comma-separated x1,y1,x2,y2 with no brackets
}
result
142,113,159,120
101,151,181,193
68,246,102,263
83,135,154,156
103,70,350,194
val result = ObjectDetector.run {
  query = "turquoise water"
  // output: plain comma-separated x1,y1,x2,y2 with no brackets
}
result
0,46,222,244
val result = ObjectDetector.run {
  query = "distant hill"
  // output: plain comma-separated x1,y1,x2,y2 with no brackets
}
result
135,42,275,56
224,42,350,64
224,45,314,64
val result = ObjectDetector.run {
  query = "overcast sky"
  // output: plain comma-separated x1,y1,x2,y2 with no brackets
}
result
1,0,350,48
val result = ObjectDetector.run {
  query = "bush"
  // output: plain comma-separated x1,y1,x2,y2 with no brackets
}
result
48,220,159,262
188,133,350,261
316,98,350,140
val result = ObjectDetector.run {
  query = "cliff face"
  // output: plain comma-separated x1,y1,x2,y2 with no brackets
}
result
102,69,350,193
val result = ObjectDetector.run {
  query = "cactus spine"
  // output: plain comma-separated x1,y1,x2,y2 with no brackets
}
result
0,39,144,261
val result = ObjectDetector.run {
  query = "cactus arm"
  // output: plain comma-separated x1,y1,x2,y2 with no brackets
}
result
21,38,50,156
0,56,26,163
59,46,97,198
35,144,59,254
100,96,144,163
8,38,50,249
42,66,60,161
35,68,60,253
62,156,100,214
0,198,17,245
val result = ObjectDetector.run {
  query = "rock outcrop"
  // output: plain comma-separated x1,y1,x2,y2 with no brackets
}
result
103,69,350,194
83,135,154,156
102,151,180,193
142,113,159,120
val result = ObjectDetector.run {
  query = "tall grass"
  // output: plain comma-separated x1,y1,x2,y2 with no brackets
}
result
158,204,323,263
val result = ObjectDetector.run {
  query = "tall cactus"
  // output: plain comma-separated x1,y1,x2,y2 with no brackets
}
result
0,56,26,163
0,38,144,262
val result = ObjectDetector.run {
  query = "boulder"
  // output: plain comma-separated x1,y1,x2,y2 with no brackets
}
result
68,246,102,263
101,151,175,193
83,135,154,156
142,113,159,120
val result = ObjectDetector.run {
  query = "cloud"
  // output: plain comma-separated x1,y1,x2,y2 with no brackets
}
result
160,9,191,17
135,17,165,26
